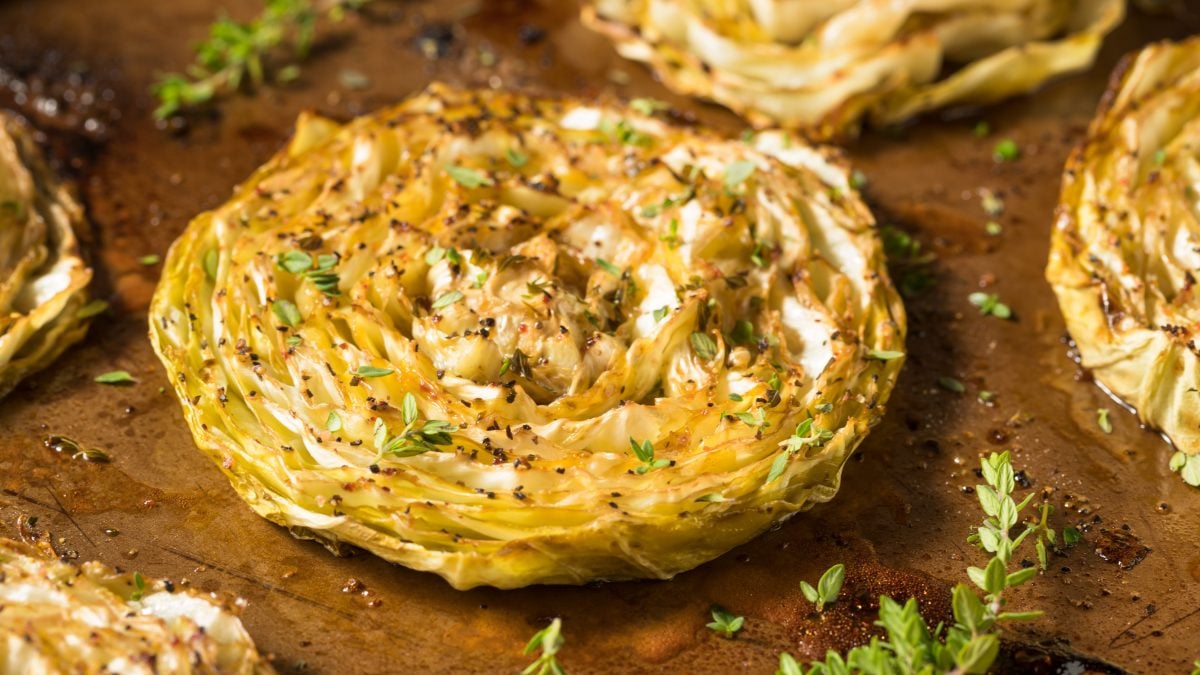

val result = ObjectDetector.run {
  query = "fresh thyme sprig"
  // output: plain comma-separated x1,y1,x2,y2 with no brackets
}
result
522,618,565,675
778,451,1056,675
373,392,454,457
800,563,845,612
152,0,373,120
277,250,340,295
706,606,745,639
630,437,670,474
768,418,834,483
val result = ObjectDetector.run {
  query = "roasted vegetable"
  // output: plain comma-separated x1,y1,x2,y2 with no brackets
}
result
0,537,272,674
149,85,905,589
0,113,93,398
583,0,1125,139
1048,37,1200,486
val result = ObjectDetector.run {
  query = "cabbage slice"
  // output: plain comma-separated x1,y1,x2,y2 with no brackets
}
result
149,85,905,589
1048,37,1200,486
0,114,93,398
0,538,272,674
583,0,1125,139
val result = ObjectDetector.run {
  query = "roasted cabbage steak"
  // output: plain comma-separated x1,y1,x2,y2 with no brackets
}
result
0,538,271,674
1048,37,1200,486
0,113,93,398
583,0,1125,139
149,85,905,588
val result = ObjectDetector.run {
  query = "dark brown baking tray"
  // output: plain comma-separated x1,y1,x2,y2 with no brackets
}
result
1,1,1199,672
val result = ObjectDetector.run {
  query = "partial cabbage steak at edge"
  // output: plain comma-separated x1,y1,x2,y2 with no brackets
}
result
149,84,905,589
0,537,272,674
1048,37,1200,486
0,113,92,398
583,0,1125,140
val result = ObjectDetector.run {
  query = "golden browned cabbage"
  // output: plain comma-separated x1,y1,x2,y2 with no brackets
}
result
1048,37,1200,486
583,0,1125,139
0,114,93,398
0,538,272,674
149,85,905,589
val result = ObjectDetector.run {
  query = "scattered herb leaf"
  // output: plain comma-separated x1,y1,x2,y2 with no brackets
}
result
800,563,845,612
706,606,744,639
431,290,465,310
690,332,718,361
446,165,493,189
95,370,136,385
272,299,302,327
723,159,756,191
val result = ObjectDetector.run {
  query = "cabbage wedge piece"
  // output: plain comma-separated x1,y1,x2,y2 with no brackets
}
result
0,114,93,398
149,85,905,589
583,0,1125,140
0,538,272,674
1048,37,1200,487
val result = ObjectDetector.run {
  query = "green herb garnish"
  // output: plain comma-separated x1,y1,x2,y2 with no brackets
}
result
630,97,667,116
131,571,146,601
595,258,621,276
630,437,670,474
993,138,1020,162
1170,451,1200,486
506,148,529,168
203,249,219,280
849,169,868,191
522,618,564,675
779,451,1058,674
272,299,302,327
706,606,744,639
276,251,340,295
690,332,718,361
768,418,833,483
723,159,756,191
431,290,464,310
800,563,845,612
95,370,136,385
77,299,110,319
938,376,965,393
446,165,493,189
968,292,1012,320
152,0,375,119
372,392,452,457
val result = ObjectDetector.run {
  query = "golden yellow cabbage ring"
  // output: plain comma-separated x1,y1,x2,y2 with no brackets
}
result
0,113,93,398
583,0,1125,139
0,538,271,673
149,85,905,589
1048,37,1200,486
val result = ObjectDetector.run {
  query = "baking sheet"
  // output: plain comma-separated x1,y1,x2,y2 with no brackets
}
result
1,1,1199,672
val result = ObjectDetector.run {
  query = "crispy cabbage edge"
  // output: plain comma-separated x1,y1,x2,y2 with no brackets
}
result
1048,37,1200,485
0,113,92,398
0,538,272,674
583,0,1125,140
149,84,906,589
